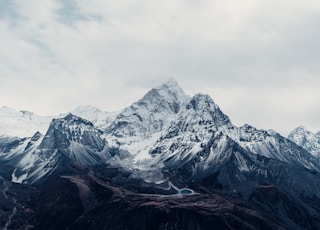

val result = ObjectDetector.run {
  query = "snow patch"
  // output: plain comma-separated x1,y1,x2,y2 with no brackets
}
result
11,169,28,184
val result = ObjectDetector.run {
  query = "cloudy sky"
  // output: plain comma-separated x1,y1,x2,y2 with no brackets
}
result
0,0,320,135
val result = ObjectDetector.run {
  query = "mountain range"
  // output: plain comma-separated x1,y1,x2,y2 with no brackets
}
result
1,79,320,229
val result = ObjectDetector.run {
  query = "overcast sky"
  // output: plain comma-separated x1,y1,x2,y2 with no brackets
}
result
0,0,320,135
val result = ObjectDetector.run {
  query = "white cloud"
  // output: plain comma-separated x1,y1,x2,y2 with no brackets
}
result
0,0,320,134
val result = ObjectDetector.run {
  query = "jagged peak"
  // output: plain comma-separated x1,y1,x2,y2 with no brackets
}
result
64,113,81,121
41,113,104,150
240,124,255,130
157,77,181,90
267,129,279,136
120,79,190,115
28,131,42,143
51,113,94,128
181,93,233,130
293,126,308,132
289,126,313,137
192,93,214,101
239,124,270,135
32,131,42,138
186,93,217,111
142,78,188,103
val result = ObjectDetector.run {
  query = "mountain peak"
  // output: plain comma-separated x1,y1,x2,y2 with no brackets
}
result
292,126,308,133
182,93,233,130
64,113,82,121
159,77,180,89
186,93,217,112
40,113,105,154
107,79,189,139
56,113,94,127
145,78,188,103
288,126,315,140
288,126,320,158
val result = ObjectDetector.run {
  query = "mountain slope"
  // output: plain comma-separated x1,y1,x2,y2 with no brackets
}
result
1,79,320,229
71,105,117,131
107,79,189,138
117,89,320,176
105,79,190,161
145,93,235,170
237,125,320,172
0,106,52,138
288,126,320,158
0,114,115,184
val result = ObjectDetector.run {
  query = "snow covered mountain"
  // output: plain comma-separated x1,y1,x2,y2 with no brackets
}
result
0,114,114,184
0,105,116,139
145,93,236,170
1,79,320,229
71,105,117,131
107,78,189,137
102,81,320,175
117,88,320,201
0,106,53,138
105,78,190,160
236,124,320,171
1,80,319,182
288,126,320,158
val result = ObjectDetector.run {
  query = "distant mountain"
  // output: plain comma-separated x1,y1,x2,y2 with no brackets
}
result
237,124,320,171
0,105,116,139
1,79,320,229
288,126,320,158
0,114,116,184
71,105,117,131
0,106,52,138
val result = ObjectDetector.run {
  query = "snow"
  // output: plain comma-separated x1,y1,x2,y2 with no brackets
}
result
288,126,320,158
130,132,163,163
0,105,117,138
0,139,27,159
2,79,320,185
191,143,203,155
104,78,192,165
234,152,250,172
0,106,53,138
11,169,28,184
71,105,117,130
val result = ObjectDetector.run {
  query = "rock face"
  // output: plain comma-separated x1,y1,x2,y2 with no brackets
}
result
288,126,320,158
0,114,113,184
106,79,189,141
39,114,107,161
1,79,320,229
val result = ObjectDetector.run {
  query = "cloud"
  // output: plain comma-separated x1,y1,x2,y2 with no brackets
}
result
0,0,320,134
